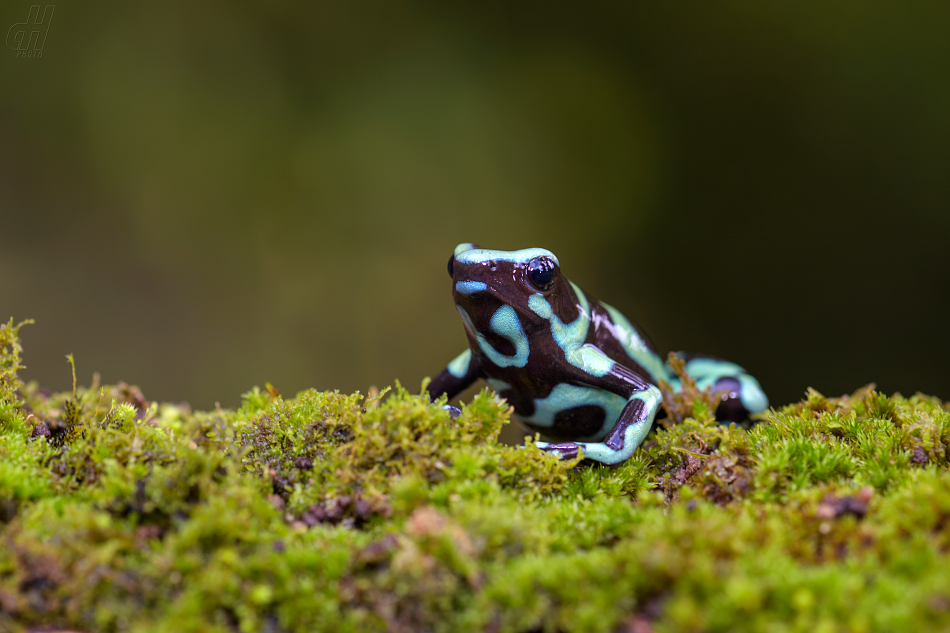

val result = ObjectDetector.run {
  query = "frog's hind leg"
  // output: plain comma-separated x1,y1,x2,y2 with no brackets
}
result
670,352,768,423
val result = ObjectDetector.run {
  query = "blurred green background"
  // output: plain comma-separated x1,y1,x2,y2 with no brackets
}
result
2,1,948,410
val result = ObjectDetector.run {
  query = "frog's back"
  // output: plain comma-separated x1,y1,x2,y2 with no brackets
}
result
581,291,670,386
582,290,768,423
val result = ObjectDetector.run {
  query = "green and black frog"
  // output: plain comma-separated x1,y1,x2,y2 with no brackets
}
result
426,244,768,465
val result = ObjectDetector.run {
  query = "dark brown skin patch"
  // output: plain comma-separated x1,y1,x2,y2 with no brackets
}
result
495,387,536,418
552,277,581,324
482,331,517,357
549,405,606,441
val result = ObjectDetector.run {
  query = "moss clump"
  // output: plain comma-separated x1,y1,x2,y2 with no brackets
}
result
3,323,950,632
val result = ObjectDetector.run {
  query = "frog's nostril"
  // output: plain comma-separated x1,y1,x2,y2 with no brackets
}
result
489,261,498,272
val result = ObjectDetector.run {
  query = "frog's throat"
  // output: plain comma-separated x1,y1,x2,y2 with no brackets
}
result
527,282,613,378
456,305,530,368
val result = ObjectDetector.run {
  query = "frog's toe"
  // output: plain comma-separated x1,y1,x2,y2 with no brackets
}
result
535,441,580,461
712,377,748,422
441,404,462,419
712,375,768,423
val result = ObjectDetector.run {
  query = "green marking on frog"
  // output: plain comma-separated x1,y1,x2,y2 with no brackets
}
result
447,349,472,378
528,282,614,377
455,281,487,294
456,304,530,368
456,247,560,267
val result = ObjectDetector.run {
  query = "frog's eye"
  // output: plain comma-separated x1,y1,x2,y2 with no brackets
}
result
526,257,558,291
447,255,455,278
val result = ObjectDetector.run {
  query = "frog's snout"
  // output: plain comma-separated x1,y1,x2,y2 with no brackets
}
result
450,255,496,295
447,243,480,281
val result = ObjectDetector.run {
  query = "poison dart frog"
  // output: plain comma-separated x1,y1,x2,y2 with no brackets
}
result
426,244,768,465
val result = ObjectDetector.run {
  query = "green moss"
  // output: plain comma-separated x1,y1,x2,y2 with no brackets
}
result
3,323,950,632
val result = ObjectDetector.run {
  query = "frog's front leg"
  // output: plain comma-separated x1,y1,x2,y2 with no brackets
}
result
425,348,483,404
536,357,661,465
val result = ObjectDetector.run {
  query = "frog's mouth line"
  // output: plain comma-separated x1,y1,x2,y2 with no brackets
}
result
455,280,487,294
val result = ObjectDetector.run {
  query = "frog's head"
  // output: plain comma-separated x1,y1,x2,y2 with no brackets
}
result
447,243,577,344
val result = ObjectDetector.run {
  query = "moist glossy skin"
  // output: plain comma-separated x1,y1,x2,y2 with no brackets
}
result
426,243,768,465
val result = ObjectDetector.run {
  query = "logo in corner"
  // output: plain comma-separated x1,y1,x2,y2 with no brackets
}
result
7,5,55,58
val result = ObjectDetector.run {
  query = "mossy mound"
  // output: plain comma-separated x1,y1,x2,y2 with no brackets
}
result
3,318,950,632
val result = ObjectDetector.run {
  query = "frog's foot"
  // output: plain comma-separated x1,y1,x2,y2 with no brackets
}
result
708,374,768,423
441,404,462,419
671,354,769,423
711,377,753,423
536,438,641,465
535,441,580,461
537,420,650,465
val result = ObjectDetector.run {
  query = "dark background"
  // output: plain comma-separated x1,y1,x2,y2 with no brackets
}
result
2,1,948,410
